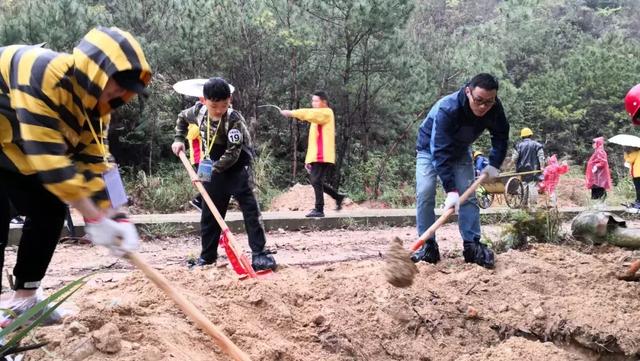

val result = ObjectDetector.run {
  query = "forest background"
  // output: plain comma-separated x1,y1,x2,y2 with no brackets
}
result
1,0,638,211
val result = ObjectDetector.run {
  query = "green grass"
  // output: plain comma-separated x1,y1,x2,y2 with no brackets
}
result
251,145,284,210
124,162,195,214
123,150,284,213
609,176,636,206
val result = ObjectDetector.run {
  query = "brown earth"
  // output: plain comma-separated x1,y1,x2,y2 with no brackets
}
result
553,177,589,208
269,176,589,212
269,183,361,211
2,221,640,361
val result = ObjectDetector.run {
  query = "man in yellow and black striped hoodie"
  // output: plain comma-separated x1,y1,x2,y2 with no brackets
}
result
0,27,151,308
281,91,345,218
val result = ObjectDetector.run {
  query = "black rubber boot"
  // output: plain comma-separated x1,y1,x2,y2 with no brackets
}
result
463,241,495,269
462,242,495,269
252,251,277,271
411,239,440,264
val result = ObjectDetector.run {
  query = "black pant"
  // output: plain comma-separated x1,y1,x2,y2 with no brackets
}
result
0,170,66,292
634,177,640,202
309,162,340,211
200,167,266,263
591,186,606,200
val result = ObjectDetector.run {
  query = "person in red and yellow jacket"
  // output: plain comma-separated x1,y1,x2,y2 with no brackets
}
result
281,91,345,217
0,27,151,315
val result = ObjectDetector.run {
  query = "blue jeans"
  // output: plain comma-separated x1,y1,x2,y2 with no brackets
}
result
415,150,481,243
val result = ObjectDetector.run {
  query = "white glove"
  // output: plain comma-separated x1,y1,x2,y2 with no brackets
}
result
85,216,139,257
481,165,500,178
443,191,460,214
592,165,598,173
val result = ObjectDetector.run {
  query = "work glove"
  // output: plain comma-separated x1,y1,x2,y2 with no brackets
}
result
443,191,460,214
85,215,139,257
481,165,500,179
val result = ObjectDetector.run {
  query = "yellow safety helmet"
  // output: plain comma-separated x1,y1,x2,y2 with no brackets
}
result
473,150,483,158
520,127,533,138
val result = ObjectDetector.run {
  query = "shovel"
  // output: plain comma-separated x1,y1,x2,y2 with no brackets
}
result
125,251,252,361
411,173,488,252
178,152,272,279
385,173,488,288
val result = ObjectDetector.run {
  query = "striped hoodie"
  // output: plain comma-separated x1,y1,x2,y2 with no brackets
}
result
291,108,335,164
0,27,152,208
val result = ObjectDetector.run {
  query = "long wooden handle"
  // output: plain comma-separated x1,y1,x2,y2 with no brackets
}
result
178,152,256,276
126,252,251,361
497,169,542,177
411,173,488,252
179,152,230,232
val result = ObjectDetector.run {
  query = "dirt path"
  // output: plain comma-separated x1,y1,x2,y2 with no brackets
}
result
3,221,640,361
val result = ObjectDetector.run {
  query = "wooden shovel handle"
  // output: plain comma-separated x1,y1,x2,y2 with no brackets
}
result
411,173,488,252
178,152,230,232
178,152,256,276
126,252,251,361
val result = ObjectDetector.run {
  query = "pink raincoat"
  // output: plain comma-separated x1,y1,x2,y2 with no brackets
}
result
541,154,569,194
585,137,612,190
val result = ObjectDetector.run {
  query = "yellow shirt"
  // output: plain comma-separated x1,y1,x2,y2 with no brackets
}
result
291,108,335,164
624,150,640,178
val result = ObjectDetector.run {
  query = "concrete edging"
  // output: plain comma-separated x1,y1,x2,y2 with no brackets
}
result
7,206,629,245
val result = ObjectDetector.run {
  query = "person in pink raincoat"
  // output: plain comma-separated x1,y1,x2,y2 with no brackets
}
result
585,137,612,201
541,154,569,207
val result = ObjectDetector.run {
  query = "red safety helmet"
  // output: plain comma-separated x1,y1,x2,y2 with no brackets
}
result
625,84,640,126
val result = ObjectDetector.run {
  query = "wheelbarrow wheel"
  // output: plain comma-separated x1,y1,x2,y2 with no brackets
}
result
504,177,525,209
476,186,494,209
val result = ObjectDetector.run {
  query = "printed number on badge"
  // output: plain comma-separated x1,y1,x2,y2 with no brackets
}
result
228,129,242,144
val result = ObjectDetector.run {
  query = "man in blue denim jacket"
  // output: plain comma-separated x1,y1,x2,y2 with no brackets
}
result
414,73,509,268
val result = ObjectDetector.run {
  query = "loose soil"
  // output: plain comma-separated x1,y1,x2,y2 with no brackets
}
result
3,221,640,361
269,183,361,211
269,177,590,212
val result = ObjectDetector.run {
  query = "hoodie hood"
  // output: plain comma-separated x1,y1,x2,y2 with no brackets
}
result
593,136,604,150
72,26,152,115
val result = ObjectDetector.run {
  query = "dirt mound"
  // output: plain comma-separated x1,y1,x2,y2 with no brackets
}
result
269,183,361,211
457,337,590,361
553,177,588,208
24,233,640,361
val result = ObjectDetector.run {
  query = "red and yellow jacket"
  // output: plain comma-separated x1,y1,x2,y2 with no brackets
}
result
0,27,152,208
186,124,203,165
291,108,335,164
